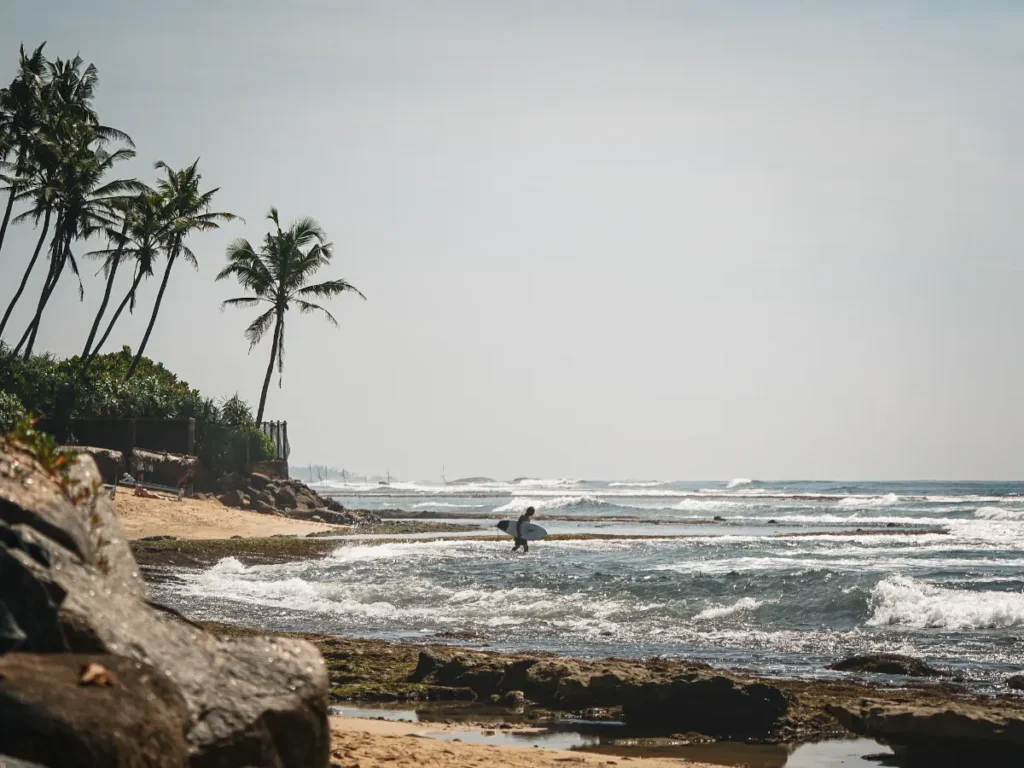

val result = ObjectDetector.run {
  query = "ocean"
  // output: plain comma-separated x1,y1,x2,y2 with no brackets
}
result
153,478,1024,692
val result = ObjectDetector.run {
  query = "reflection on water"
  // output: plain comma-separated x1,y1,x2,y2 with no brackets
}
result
332,705,892,767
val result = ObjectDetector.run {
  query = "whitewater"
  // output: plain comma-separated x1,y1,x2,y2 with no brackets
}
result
152,478,1024,691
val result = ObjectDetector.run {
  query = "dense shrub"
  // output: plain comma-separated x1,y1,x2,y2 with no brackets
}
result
0,390,27,432
0,346,275,471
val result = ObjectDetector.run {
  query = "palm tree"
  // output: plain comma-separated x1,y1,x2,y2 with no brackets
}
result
0,43,48,260
14,121,138,358
218,208,364,424
0,143,60,339
126,159,236,379
84,191,166,364
81,185,159,360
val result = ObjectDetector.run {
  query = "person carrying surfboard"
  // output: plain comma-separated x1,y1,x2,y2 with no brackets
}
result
512,507,536,553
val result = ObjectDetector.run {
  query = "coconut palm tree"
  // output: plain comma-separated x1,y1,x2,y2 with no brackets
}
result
0,43,48,260
84,191,167,364
14,121,138,358
217,208,364,424
126,159,237,379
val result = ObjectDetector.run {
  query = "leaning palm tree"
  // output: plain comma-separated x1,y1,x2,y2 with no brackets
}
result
14,121,138,358
0,43,48,260
218,208,365,424
0,140,60,339
126,159,236,379
81,185,157,360
84,190,166,364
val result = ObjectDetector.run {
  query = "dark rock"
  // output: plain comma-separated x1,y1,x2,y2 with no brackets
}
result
217,489,247,508
138,535,176,542
218,472,248,493
249,489,275,507
274,486,298,510
252,500,278,515
1008,675,1024,691
0,756,48,768
828,654,949,678
0,601,27,653
410,649,790,738
502,690,526,708
713,515,725,521
0,442,331,767
0,653,190,768
827,699,1024,766
248,472,272,491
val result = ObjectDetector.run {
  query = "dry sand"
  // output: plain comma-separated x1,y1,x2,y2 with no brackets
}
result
114,492,335,540
328,717,715,768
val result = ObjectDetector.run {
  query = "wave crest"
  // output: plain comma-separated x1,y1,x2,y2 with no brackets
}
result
694,597,764,621
868,575,1024,630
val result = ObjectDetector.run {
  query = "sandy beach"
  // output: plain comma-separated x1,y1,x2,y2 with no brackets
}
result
327,717,715,768
114,492,336,540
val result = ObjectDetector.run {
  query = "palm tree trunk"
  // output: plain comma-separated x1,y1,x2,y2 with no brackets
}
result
20,230,71,359
87,265,142,364
126,253,176,379
82,221,129,359
255,312,283,425
0,206,51,340
0,150,26,259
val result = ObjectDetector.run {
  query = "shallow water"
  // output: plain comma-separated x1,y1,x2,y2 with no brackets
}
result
333,704,890,766
153,478,1024,691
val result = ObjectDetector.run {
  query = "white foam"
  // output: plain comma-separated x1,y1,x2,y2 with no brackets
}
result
693,597,764,621
975,507,1024,521
493,496,600,513
868,575,1024,630
837,493,900,509
727,478,755,489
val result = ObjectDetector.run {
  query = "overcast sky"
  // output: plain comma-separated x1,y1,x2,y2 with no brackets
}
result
2,1,1023,480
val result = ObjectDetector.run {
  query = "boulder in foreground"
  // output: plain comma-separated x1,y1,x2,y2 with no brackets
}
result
0,437,330,767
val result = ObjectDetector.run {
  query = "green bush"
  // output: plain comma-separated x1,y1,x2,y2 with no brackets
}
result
0,390,27,433
0,346,276,473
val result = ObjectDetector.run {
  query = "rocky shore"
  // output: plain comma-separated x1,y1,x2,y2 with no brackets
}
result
198,621,1024,765
4,438,1023,766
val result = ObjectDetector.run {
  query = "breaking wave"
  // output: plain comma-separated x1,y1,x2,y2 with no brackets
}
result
868,575,1024,630
975,507,1024,521
693,597,765,621
836,493,900,509
727,478,755,489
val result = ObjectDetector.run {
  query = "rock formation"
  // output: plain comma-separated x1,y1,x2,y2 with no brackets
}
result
0,438,330,767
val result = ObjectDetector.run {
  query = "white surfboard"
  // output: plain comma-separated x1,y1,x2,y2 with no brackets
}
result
496,520,548,541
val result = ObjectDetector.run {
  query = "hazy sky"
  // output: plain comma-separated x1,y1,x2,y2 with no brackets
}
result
2,1,1023,480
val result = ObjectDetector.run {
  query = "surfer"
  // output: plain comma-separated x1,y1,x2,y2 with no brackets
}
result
512,507,536,553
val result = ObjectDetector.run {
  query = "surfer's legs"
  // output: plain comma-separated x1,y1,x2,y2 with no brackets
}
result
512,537,528,552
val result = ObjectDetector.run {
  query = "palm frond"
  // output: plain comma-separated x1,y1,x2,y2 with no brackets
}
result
244,307,276,351
295,278,366,301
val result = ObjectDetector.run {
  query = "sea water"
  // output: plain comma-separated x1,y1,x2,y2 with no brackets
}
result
152,478,1024,691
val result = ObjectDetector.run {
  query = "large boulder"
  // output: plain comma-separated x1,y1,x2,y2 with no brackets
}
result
827,699,1024,766
217,489,247,509
1007,675,1024,691
0,653,190,767
827,653,949,678
0,439,330,767
274,487,298,511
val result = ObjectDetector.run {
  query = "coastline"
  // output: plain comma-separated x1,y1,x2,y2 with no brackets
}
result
128,512,1024,766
